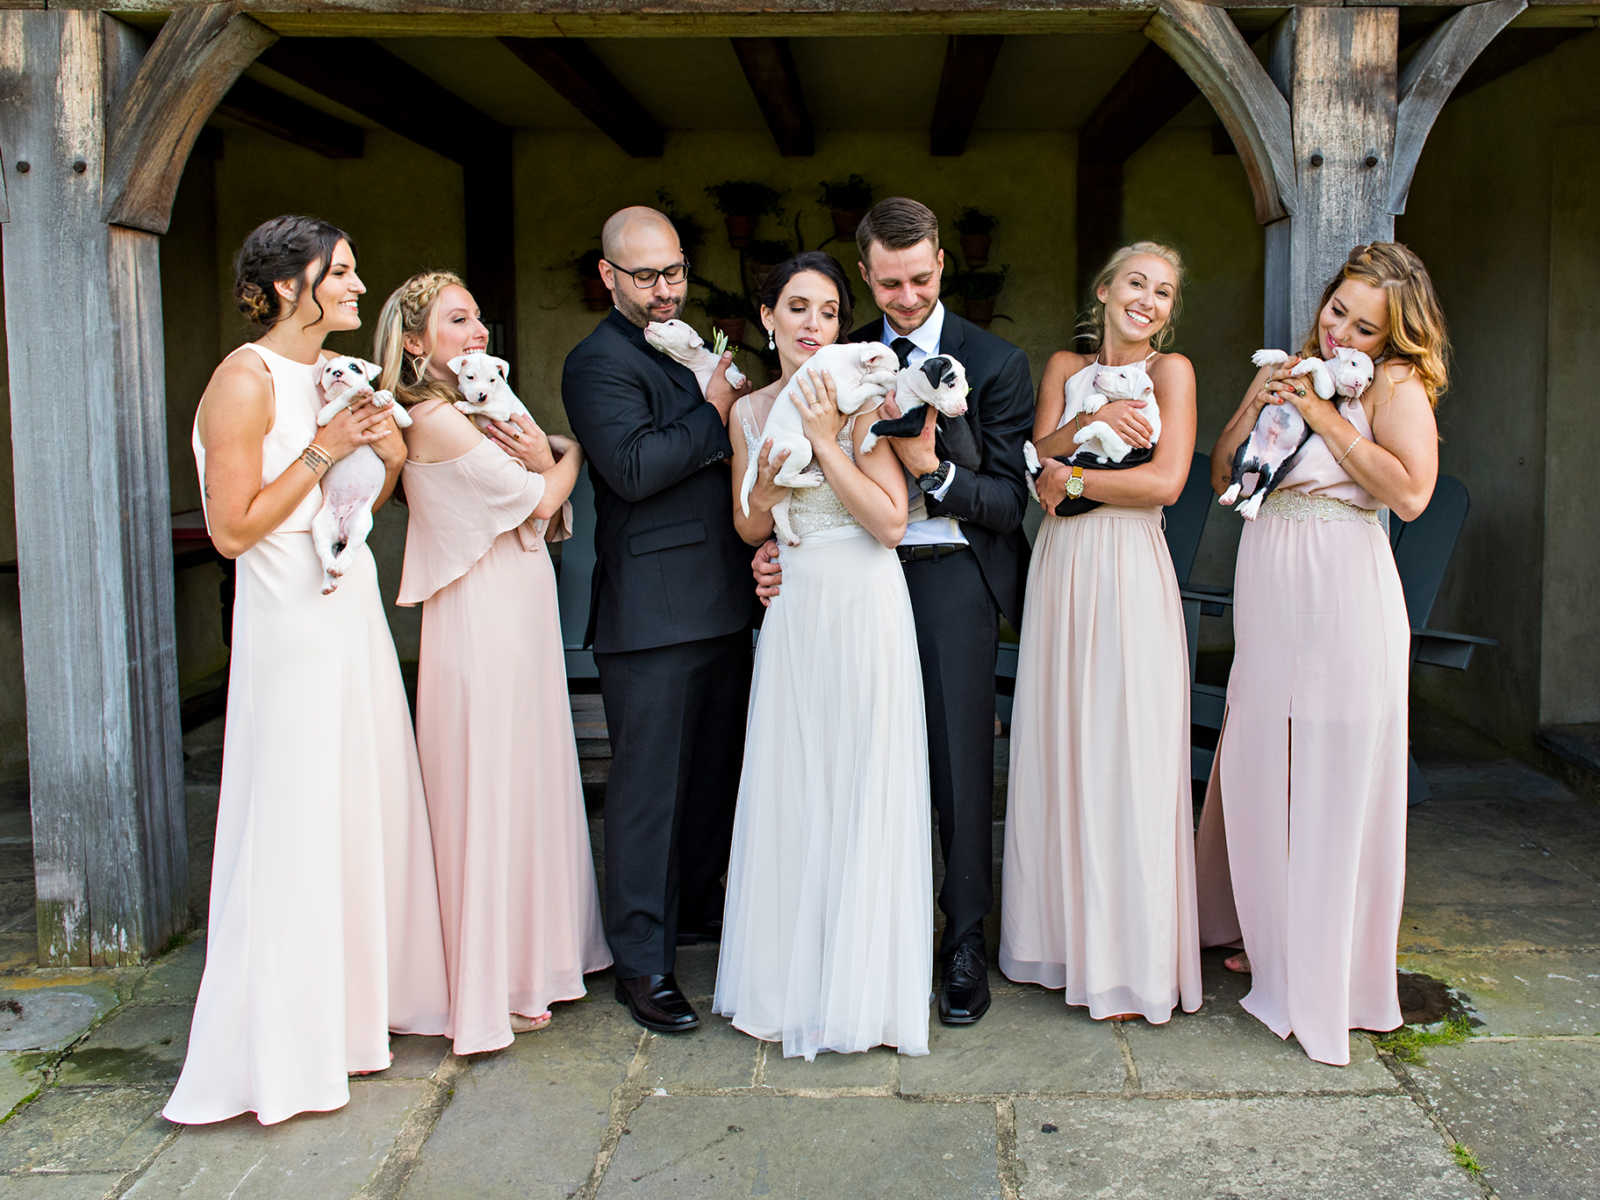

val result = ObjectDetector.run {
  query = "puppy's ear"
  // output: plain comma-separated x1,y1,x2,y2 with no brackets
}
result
359,358,382,381
489,356,510,380
447,354,468,375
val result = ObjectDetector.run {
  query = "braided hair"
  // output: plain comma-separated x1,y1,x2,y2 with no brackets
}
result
374,270,468,405
233,214,351,331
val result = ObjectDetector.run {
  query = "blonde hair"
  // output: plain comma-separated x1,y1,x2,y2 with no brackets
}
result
374,269,468,405
1300,242,1449,407
1079,241,1185,353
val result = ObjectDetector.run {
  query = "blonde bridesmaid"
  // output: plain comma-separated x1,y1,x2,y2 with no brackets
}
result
1196,242,1447,1065
1000,241,1202,1025
376,271,610,1055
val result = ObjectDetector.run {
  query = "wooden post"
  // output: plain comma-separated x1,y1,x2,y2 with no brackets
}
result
1267,7,1398,343
0,9,189,963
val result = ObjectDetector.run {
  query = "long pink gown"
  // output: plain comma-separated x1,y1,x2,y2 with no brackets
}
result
1195,396,1409,1065
999,360,1202,1023
167,342,449,1126
397,399,610,1056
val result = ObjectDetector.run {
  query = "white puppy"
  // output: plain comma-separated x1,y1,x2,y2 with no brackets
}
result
449,352,531,425
858,355,970,456
644,319,749,394
1250,345,1374,401
739,341,899,546
1066,361,1162,463
312,356,410,595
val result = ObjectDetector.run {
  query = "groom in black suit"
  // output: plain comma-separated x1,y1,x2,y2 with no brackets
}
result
563,206,753,1034
756,196,1031,1024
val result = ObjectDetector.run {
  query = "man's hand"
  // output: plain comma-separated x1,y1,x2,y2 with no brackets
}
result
751,538,781,606
886,407,941,477
705,351,751,425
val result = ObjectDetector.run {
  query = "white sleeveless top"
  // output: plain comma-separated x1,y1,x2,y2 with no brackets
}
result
193,342,323,535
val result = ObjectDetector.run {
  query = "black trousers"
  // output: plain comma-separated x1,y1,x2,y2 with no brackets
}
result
595,630,752,978
901,548,999,962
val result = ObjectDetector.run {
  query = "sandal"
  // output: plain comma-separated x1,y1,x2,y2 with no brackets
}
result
1223,951,1252,974
510,1011,552,1033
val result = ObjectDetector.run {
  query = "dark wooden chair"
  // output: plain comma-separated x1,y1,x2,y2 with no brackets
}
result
555,468,600,683
1183,473,1497,801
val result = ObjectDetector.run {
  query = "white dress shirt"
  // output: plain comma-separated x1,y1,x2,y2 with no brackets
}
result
878,303,968,548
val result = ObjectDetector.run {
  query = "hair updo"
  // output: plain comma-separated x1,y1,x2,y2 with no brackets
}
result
374,270,468,402
756,251,854,333
232,214,352,331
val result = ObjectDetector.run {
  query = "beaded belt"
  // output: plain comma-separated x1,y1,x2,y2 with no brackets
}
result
1258,490,1381,525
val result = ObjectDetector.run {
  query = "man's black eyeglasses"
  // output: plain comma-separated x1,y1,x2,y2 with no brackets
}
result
603,258,690,289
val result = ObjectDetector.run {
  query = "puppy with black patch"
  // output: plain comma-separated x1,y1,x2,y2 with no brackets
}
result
312,355,411,594
859,354,972,458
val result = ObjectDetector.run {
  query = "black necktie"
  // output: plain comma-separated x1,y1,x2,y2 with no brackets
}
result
891,337,915,369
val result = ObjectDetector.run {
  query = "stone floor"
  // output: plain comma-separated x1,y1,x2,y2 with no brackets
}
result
0,714,1597,1199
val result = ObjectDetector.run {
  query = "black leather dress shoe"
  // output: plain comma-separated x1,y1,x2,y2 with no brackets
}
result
938,944,991,1025
615,973,700,1034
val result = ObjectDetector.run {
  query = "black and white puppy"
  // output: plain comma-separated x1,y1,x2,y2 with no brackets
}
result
1220,346,1375,519
858,354,971,458
312,356,410,595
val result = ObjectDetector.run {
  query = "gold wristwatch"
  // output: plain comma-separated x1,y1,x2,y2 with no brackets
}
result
1065,465,1085,499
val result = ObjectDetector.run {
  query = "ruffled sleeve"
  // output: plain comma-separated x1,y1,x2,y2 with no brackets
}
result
397,439,548,606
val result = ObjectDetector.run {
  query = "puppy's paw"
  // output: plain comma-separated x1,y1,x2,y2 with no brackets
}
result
1251,348,1290,368
1219,483,1241,506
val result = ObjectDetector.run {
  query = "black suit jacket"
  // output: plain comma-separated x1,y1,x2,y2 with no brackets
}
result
562,308,755,654
852,310,1033,627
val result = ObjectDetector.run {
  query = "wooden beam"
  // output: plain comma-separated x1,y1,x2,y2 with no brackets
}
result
1079,43,1198,165
258,37,507,164
1074,162,1122,309
1145,0,1296,224
730,37,812,157
215,74,365,158
500,37,664,157
103,2,276,233
929,34,1003,156
1390,0,1526,213
465,130,519,386
1,9,189,964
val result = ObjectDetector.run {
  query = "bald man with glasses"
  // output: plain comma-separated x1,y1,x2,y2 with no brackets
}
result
562,206,754,1035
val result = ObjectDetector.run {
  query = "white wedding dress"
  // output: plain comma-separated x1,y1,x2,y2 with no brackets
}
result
714,402,933,1061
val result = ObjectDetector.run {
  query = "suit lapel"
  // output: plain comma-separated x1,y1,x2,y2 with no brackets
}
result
610,309,703,407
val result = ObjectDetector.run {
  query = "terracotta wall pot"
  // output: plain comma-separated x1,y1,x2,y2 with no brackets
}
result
723,213,757,248
959,232,992,269
580,277,610,312
831,208,866,241
964,297,996,326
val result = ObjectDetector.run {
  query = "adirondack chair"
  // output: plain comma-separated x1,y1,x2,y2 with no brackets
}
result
556,467,600,683
1183,473,1496,801
995,453,1214,732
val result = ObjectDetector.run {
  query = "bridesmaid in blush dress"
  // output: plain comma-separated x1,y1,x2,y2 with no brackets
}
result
1000,241,1202,1025
1196,242,1449,1065
376,272,610,1055
166,217,448,1127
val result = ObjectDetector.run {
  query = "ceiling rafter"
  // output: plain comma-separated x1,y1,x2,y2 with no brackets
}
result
214,76,365,159
500,37,665,157
929,35,1005,157
730,37,813,157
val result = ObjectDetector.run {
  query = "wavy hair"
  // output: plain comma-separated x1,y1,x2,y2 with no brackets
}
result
1300,242,1449,406
373,269,467,406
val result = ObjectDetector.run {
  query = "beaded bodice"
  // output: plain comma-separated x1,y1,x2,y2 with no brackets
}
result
739,400,860,539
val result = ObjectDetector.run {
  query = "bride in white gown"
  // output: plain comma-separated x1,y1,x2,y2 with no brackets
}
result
714,252,933,1061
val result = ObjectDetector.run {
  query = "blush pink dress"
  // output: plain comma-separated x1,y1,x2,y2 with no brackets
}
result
397,398,610,1056
1195,396,1409,1065
167,342,449,1127
999,360,1202,1023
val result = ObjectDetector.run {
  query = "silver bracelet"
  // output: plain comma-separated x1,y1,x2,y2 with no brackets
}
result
1334,434,1361,467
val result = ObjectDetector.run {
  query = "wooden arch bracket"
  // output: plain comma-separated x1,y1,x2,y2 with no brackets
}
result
1389,0,1528,214
1144,0,1296,224
103,2,276,235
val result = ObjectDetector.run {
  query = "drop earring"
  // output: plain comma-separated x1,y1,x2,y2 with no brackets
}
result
766,327,775,350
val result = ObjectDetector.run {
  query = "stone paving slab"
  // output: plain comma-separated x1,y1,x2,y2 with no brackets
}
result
402,992,642,1200
1,1051,45,1120
1407,1039,1600,1200
0,1173,129,1199
761,1040,899,1091
0,985,119,1052
387,1035,452,1081
1398,901,1600,953
53,1004,191,1085
1013,1094,1474,1199
900,987,1126,1097
638,1015,761,1092
1122,962,1395,1094
126,1079,428,1199
597,1093,1002,1200
0,1085,169,1173
130,938,206,1005
1399,951,1600,1035
1403,816,1598,907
